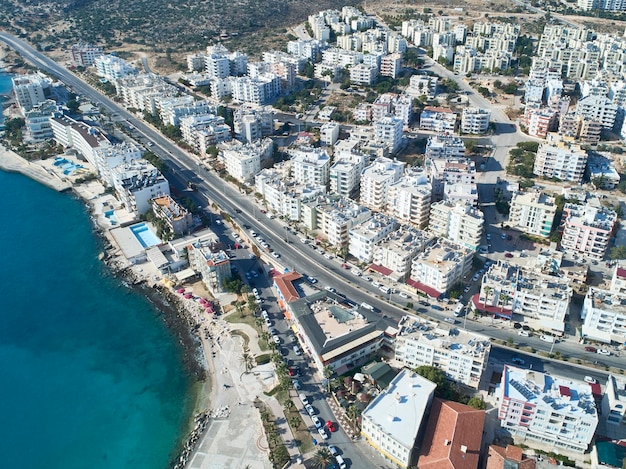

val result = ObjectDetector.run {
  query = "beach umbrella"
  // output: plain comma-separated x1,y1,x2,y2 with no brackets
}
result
184,293,193,299
176,288,185,294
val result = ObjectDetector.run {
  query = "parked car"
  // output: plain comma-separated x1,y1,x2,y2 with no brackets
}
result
597,349,611,356
329,445,339,456
293,345,302,356
299,393,309,405
464,285,471,294
431,304,443,311
318,427,329,439
325,286,336,293
501,233,507,239
518,330,530,337
326,420,336,432
273,335,281,344
444,317,456,324
512,357,525,365
307,276,317,284
584,376,598,384
305,404,315,416
504,252,514,258
399,292,409,299
311,415,322,429
584,346,597,353
540,335,555,343
472,274,480,282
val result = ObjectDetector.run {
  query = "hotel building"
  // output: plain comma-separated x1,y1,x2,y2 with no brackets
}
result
151,195,193,236
110,159,170,216
187,240,231,295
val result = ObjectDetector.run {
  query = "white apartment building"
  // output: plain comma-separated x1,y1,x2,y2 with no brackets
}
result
180,114,231,153
50,115,111,168
287,39,324,61
602,375,626,428
429,200,484,252
94,55,137,81
386,170,432,228
320,122,340,146
461,108,491,134
395,316,491,389
329,147,368,197
419,107,457,133
372,227,432,281
70,43,103,67
610,265,626,295
116,74,177,114
509,191,557,238
427,157,476,200
289,146,331,187
561,199,617,261
406,75,438,99
220,143,262,184
93,142,143,187
350,63,378,85
498,366,598,454
24,100,57,143
151,195,193,236
348,214,397,263
187,240,231,295
228,75,282,105
315,197,372,247
443,182,479,206
361,369,437,469
233,106,274,143
12,74,50,113
478,261,572,333
158,96,214,126
533,137,588,183
110,159,170,216
575,95,617,130
581,288,626,344
360,157,406,212
380,53,402,79
373,93,413,126
588,153,621,189
374,116,404,154
425,134,466,159
409,239,473,296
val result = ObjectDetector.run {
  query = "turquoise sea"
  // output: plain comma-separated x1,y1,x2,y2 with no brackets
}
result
0,71,12,126
0,156,196,464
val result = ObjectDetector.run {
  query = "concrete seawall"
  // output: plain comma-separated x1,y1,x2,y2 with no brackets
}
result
0,144,71,192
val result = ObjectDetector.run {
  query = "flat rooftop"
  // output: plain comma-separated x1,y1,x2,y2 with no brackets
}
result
362,369,437,448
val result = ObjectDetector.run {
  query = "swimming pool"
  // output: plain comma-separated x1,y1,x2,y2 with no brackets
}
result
129,223,161,248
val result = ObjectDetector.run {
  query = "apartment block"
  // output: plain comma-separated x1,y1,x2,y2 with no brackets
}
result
111,159,170,216
70,43,103,67
406,74,438,99
429,200,484,252
329,147,368,198
461,107,491,134
92,142,143,187
581,288,626,344
50,115,111,168
374,116,404,154
350,63,378,85
478,260,572,333
533,137,588,183
575,95,617,130
233,106,274,143
498,365,598,454
372,226,433,281
187,240,231,295
409,239,473,296
24,100,57,143
587,153,621,189
157,96,214,126
526,108,559,139
602,375,626,428
395,316,491,388
428,157,476,201
151,195,193,236
12,73,50,113
348,214,397,263
361,369,437,469
610,265,626,294
560,199,617,260
387,170,432,228
180,114,231,154
315,196,372,247
94,55,137,81
289,146,331,187
380,53,402,79
360,156,406,212
425,134,466,159
116,74,177,114
419,107,457,133
320,122,340,146
509,192,557,238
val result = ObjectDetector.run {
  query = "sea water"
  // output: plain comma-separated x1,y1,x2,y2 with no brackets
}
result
0,71,13,126
0,170,195,469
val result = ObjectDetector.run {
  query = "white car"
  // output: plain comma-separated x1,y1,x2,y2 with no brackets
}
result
444,317,456,324
584,376,598,384
250,230,258,237
324,286,336,293
305,404,315,416
299,393,309,405
324,253,333,260
399,292,409,299
597,349,611,356
271,252,281,258
311,415,322,429
317,427,329,439
272,335,281,345
517,330,529,337
328,445,339,456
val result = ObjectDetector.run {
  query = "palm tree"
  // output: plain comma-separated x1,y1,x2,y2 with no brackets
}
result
482,286,492,312
347,404,360,430
323,365,335,393
499,293,511,315
311,448,333,469
284,399,294,411
254,317,264,329
288,416,301,430
240,352,255,373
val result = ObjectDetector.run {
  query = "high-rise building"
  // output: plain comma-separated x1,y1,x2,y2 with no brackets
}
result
509,191,557,238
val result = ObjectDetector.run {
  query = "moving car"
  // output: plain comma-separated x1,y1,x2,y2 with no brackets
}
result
518,330,529,337
584,346,597,353
325,286,336,293
597,349,611,356
399,291,409,299
444,317,456,324
271,252,281,258
540,335,555,343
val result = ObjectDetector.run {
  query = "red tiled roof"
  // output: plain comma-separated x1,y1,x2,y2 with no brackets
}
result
273,272,302,303
369,264,393,276
418,398,485,469
406,278,441,298
487,445,536,469
424,106,455,114
470,294,513,318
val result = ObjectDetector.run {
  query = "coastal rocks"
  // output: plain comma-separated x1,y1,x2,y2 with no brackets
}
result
171,410,211,469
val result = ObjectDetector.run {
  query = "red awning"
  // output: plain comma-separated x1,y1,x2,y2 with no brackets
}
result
369,264,393,276
590,383,602,397
406,278,441,298
470,294,513,318
559,386,571,397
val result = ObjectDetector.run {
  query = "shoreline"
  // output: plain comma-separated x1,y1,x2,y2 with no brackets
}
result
0,145,220,468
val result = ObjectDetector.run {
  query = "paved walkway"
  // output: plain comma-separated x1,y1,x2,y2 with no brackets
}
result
0,144,71,191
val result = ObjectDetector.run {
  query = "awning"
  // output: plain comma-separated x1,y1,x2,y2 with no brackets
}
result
406,278,441,298
147,246,168,270
174,267,197,282
470,293,513,318
369,264,393,276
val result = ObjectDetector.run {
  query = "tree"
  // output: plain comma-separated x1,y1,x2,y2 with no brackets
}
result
323,365,335,392
289,416,301,430
224,277,244,294
311,448,333,469
467,396,487,410
347,404,360,429
610,245,626,260
240,352,255,373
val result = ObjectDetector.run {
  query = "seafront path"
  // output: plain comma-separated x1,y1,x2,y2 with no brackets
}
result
185,307,306,469
0,144,71,192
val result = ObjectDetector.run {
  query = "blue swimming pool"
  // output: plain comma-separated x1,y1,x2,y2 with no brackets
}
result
129,223,161,248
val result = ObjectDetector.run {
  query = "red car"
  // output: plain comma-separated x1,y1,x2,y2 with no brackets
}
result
584,346,597,353
504,252,514,258
326,420,336,432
